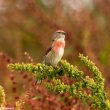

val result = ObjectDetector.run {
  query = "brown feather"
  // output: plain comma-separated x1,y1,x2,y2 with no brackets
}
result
45,47,52,55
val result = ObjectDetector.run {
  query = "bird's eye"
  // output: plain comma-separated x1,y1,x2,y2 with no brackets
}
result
58,32,66,35
57,32,61,34
61,32,66,35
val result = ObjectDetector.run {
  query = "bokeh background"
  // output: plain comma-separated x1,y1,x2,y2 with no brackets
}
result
0,0,110,110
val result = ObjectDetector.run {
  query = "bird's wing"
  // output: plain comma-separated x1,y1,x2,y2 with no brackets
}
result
45,46,52,56
42,46,52,64
45,41,55,56
42,42,55,64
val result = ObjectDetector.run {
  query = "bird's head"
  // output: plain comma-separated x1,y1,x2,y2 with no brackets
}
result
52,30,66,42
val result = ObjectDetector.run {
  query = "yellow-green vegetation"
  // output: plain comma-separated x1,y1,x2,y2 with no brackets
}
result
8,54,110,110
0,86,5,107
15,99,25,110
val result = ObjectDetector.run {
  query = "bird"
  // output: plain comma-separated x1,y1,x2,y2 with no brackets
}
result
43,30,66,66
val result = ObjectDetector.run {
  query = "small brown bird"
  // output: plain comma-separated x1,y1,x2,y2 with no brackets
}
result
43,30,66,66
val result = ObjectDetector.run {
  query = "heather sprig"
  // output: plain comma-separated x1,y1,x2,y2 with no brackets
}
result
8,54,110,110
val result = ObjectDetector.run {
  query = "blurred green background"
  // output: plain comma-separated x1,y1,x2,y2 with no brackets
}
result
0,0,110,108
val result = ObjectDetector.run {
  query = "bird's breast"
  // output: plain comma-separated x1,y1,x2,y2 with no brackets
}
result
58,47,64,56
53,41,65,53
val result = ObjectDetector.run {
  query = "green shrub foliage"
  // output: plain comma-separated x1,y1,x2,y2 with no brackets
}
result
8,54,110,110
